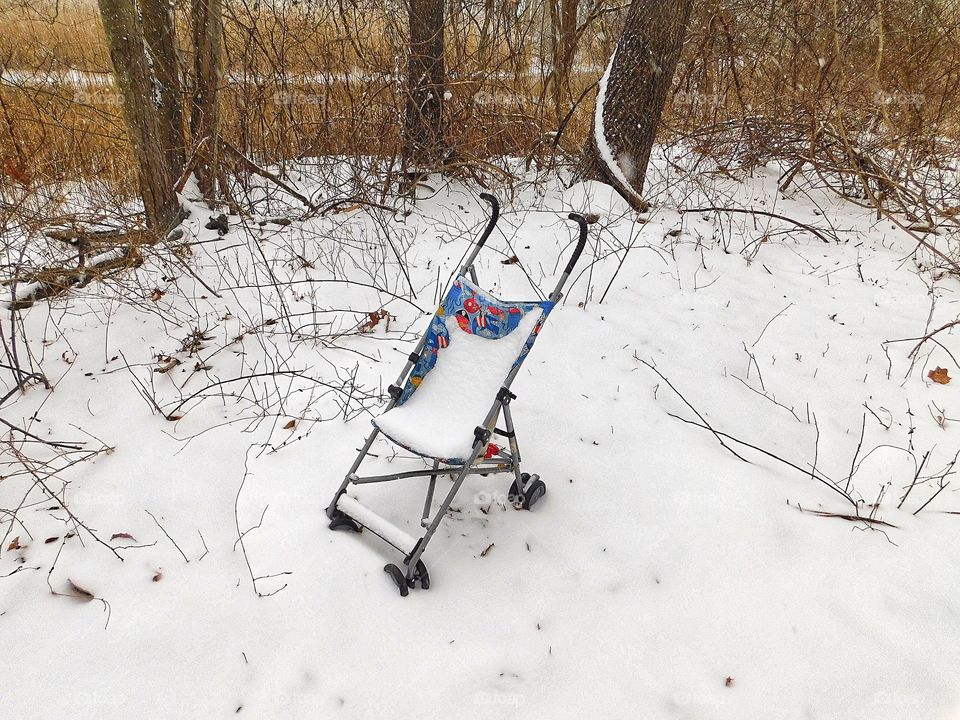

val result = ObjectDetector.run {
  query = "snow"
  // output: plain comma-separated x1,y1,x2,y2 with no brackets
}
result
336,492,416,553
2,152,960,718
374,309,542,460
593,48,644,204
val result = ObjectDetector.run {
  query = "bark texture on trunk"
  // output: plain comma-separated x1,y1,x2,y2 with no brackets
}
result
579,0,695,209
191,0,223,198
98,0,182,230
140,0,185,173
547,0,579,123
403,0,446,169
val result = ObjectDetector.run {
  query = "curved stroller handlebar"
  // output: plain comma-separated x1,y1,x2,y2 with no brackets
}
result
564,213,588,275
477,192,500,247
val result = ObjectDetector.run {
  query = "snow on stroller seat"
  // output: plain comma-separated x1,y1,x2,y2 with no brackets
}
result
325,194,588,595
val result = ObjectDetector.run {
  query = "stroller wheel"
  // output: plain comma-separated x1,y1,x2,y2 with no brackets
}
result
509,473,531,505
413,559,431,590
328,510,362,533
384,563,409,597
521,478,546,510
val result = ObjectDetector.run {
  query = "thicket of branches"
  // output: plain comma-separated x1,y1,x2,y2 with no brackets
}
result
1,1,955,207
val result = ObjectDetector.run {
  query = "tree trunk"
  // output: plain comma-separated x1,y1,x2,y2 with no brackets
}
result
140,0,186,173
403,0,446,170
98,0,183,231
547,0,579,124
578,0,694,209
191,0,223,199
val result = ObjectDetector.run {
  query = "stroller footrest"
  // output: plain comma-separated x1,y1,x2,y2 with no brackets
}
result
336,494,418,554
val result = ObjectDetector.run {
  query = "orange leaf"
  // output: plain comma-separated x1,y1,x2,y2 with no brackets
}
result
929,367,951,384
7,536,20,551
283,419,296,430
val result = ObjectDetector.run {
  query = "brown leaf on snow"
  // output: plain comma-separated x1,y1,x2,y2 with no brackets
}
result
152,570,163,582
725,676,734,687
480,543,495,557
501,255,520,265
7,536,21,551
154,357,181,374
283,419,297,430
929,367,951,384
110,532,136,542
360,309,391,333
67,579,95,600
149,288,165,302
44,536,59,544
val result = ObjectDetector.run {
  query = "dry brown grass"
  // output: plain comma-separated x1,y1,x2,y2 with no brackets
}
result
0,0,957,210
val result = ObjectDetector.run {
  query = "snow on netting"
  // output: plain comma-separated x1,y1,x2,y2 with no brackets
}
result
374,306,544,462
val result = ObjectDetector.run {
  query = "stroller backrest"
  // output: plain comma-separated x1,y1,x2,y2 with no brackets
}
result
397,276,555,405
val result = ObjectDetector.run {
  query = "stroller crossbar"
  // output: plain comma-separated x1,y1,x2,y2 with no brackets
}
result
326,193,588,596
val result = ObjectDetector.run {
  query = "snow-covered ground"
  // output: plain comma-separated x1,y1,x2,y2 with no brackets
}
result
2,154,960,719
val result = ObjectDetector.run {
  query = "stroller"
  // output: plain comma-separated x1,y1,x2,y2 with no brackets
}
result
325,194,587,595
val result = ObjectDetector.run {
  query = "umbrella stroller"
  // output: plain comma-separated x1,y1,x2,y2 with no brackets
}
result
325,194,587,595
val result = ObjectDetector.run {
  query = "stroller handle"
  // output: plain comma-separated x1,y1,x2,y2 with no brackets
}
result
564,213,588,275
546,212,588,302
476,193,500,249
459,193,500,278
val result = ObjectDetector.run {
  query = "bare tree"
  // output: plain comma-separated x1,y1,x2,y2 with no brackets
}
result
140,0,186,173
578,0,695,209
403,0,446,170
191,0,223,199
97,0,184,230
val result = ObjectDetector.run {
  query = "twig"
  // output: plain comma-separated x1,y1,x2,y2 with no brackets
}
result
636,355,748,462
145,509,189,563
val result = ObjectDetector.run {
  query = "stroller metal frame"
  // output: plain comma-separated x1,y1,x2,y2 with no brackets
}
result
325,194,587,595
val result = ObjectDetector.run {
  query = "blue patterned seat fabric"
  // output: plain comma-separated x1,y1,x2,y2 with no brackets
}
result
397,276,555,406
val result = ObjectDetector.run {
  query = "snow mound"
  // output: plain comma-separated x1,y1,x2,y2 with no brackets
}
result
374,309,542,460
561,180,633,217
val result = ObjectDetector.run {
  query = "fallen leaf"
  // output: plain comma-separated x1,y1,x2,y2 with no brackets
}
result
725,676,734,687
501,255,520,265
283,419,297,430
110,532,136,542
149,288,165,302
929,367,951,384
360,309,391,333
154,357,181,374
7,536,20,551
152,570,163,582
44,536,59,544
67,579,94,600
480,543,495,557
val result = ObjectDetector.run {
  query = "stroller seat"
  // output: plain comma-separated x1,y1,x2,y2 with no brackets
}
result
374,306,543,462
